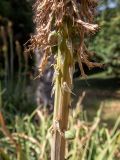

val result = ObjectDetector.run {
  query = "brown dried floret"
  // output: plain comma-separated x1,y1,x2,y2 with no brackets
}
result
26,0,102,77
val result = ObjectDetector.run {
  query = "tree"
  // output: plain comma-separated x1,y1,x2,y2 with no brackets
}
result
89,0,120,76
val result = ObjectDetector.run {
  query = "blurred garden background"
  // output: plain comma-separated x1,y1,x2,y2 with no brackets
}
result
0,0,120,159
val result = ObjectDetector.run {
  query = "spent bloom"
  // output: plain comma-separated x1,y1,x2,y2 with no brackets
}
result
26,0,102,76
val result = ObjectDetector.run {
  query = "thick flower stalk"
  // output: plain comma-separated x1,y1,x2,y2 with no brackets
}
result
26,0,102,159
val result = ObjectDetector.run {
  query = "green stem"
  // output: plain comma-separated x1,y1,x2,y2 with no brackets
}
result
53,47,61,120
51,30,73,160
8,25,14,89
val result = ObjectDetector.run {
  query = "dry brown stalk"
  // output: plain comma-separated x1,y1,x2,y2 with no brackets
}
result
12,133,41,149
26,0,101,159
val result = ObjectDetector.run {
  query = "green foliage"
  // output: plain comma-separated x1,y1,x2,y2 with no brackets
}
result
0,100,120,160
89,3,120,76
0,18,34,115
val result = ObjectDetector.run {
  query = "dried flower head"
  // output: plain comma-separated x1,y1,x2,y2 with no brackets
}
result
26,0,102,76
